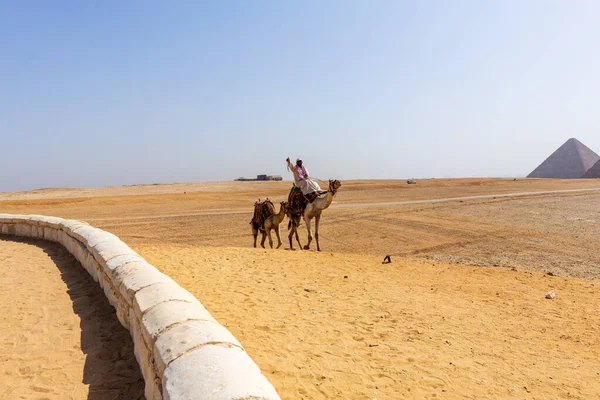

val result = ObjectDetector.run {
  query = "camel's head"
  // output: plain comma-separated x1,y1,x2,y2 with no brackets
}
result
329,179,342,194
280,201,288,212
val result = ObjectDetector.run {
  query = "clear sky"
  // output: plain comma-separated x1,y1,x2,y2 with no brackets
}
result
1,1,599,192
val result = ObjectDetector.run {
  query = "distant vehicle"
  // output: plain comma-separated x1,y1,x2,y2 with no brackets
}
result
407,179,417,184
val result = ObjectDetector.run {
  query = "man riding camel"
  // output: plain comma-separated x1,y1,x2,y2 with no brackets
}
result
286,157,327,196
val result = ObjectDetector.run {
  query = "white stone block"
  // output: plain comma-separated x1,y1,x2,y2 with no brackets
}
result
64,236,79,256
105,253,145,273
58,219,88,233
0,224,11,235
102,277,123,309
130,313,163,400
81,253,101,282
59,238,69,252
116,302,130,331
56,230,70,247
34,216,63,227
99,286,129,331
43,227,58,242
101,281,129,330
133,282,199,322
29,225,42,239
68,225,97,241
154,320,243,377
7,224,17,235
87,230,120,249
115,262,176,306
162,345,281,400
27,215,48,226
38,226,49,238
22,215,38,225
35,226,46,238
15,223,32,237
62,235,80,255
70,240,88,264
24,224,35,237
1,214,26,224
97,269,112,291
141,301,216,348
69,226,109,247
79,250,90,271
13,215,34,225
1,216,13,224
92,240,136,265
14,215,31,223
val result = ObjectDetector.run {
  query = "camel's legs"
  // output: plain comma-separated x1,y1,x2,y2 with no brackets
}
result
267,229,274,249
304,215,313,250
252,227,258,248
260,230,267,248
315,213,322,252
288,228,295,250
294,226,302,249
275,226,282,249
288,215,302,250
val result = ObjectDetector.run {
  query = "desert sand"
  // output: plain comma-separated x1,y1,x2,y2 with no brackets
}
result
1,178,599,399
0,238,144,400
137,245,599,399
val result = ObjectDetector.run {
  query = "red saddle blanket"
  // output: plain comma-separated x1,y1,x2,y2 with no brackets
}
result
252,199,275,229
287,186,318,214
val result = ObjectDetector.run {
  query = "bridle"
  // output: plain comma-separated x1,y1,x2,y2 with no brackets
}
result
328,180,341,196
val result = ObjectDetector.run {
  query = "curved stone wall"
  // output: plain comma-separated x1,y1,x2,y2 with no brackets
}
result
0,214,280,400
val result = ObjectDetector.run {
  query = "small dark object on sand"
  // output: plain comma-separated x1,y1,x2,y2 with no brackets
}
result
382,255,392,264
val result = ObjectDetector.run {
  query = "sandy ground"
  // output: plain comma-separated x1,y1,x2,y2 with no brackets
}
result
1,178,599,399
136,245,600,400
2,179,598,279
2,178,600,202
0,238,144,400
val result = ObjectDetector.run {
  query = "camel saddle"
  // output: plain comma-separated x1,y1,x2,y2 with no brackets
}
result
287,185,319,215
251,199,275,230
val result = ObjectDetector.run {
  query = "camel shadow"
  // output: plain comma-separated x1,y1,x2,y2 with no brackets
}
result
6,237,145,400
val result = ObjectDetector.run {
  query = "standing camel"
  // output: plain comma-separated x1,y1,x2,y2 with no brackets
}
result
251,199,275,248
303,179,342,251
260,201,288,249
288,179,342,251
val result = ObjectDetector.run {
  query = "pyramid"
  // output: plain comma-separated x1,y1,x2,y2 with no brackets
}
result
527,138,600,179
582,159,600,178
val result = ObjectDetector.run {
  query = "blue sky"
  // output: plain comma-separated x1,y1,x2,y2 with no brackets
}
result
1,1,599,191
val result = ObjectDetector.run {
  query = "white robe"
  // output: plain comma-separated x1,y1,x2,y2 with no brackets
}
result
291,165,322,195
